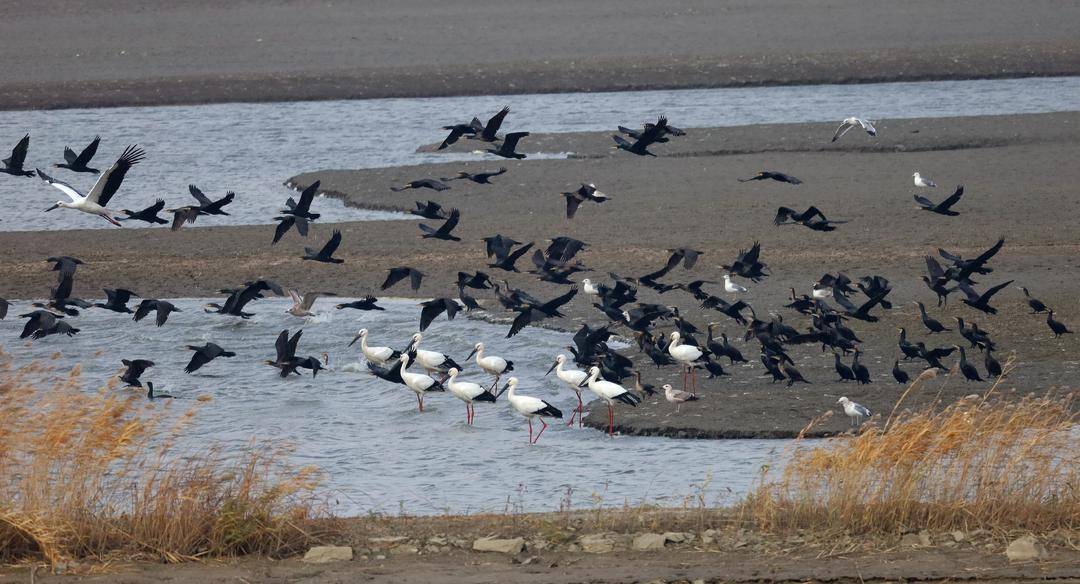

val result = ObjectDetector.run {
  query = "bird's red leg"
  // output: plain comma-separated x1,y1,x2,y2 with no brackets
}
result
534,418,548,443
608,405,614,436
528,418,533,444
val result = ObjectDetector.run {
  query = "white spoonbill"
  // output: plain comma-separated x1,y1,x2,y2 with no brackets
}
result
583,366,641,436
398,353,444,412
830,117,876,142
500,377,562,444
913,172,937,188
546,354,588,427
663,383,699,412
668,331,704,391
465,342,514,388
349,328,400,364
446,367,497,425
37,145,146,226
723,274,747,295
838,396,872,427
408,332,462,376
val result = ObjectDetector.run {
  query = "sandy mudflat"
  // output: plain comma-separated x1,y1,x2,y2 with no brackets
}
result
2,112,1079,438
1,0,1079,109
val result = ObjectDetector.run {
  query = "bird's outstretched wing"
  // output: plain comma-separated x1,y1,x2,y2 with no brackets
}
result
272,216,295,244
483,106,511,141
502,132,529,152
439,126,467,150
63,147,79,165
913,194,935,209
319,230,342,257
38,169,83,201
977,279,1014,304
831,121,854,142
937,185,964,210
73,136,101,167
89,145,145,206
188,184,212,206
295,180,319,213
4,134,30,168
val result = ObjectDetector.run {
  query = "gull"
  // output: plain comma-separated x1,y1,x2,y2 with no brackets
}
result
38,145,146,226
286,289,336,317
184,343,236,373
663,384,698,412
446,367,497,425
723,274,748,294
2,133,34,177
500,377,562,444
831,117,877,142
55,135,101,174
837,397,871,427
913,172,937,188
581,278,600,296
349,329,401,364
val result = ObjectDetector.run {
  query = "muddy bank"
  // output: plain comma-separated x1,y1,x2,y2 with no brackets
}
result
2,0,1080,109
2,112,1079,438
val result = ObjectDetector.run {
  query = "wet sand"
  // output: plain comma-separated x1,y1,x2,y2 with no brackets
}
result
2,1,1080,109
2,112,1079,438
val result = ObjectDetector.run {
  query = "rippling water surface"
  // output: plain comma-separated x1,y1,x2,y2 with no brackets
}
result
0,298,787,515
1,76,1077,232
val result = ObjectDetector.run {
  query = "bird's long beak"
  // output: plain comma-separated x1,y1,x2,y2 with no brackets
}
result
44,204,59,212
348,333,361,347
545,361,558,376
578,378,590,388
496,382,510,397
465,348,477,361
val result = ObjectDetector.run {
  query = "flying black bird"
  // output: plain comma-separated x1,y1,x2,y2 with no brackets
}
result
722,241,768,282
442,167,507,184
611,134,655,156
119,359,155,387
302,229,344,263
419,298,461,331
336,295,385,311
282,180,321,221
957,280,1013,315
47,255,84,280
205,279,284,318
272,214,309,244
914,185,964,216
116,199,169,225
562,183,610,218
134,299,181,326
457,271,494,290
618,116,685,143
1,133,34,177
55,136,102,174
410,200,449,220
738,171,802,185
188,184,235,215
418,208,461,241
467,106,511,142
167,205,204,231
665,247,703,270
184,342,237,373
19,310,79,339
0,299,8,320
486,132,529,159
506,288,578,338
267,329,304,377
1046,310,1072,337
391,179,450,192
94,288,138,313
488,240,534,272
381,266,424,291
774,206,846,231
437,123,478,149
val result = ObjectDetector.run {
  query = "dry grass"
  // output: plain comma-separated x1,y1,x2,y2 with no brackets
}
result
742,364,1080,535
0,354,329,565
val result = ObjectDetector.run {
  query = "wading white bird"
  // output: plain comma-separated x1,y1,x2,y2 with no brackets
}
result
723,274,748,295
38,145,146,226
446,367,497,425
838,396,872,427
407,332,462,376
501,377,562,444
348,328,400,364
583,366,641,436
546,354,588,427
465,342,514,388
913,172,937,188
398,353,444,412
831,117,877,142
663,383,699,412
668,331,705,390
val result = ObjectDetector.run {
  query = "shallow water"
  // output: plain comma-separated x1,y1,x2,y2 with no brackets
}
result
0,298,787,515
1,76,1078,232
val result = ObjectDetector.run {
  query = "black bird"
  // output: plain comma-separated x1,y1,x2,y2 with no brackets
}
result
506,288,578,338
1,133,34,177
834,352,856,382
302,229,344,263
487,132,529,159
914,185,964,216
168,205,204,231
442,167,507,184
738,171,802,185
0,298,8,320
272,214,309,244
940,238,1006,284
205,279,283,318
188,184,235,215
437,123,478,150
94,288,138,313
368,359,405,385
457,271,494,290
833,289,890,322
892,360,911,384
915,302,949,333
184,342,236,373
467,106,512,142
954,317,995,351
145,382,174,400
1046,309,1072,337
984,350,1003,378
781,360,810,387
419,298,461,331
1020,287,1048,313
134,299,181,326
120,359,155,387
381,266,424,291
761,354,786,383
47,255,83,279
665,247,703,270
922,256,958,307
282,180,321,221
410,200,449,220
955,346,982,382
611,134,656,156
722,241,769,282
562,183,611,219
391,179,450,192
418,208,461,241
957,280,1013,315
916,342,955,370
19,310,79,339
266,329,304,377
483,233,521,259
458,286,481,311
336,295,385,311
617,116,685,142
116,199,169,225
774,205,846,231
55,136,101,174
851,350,871,384
488,240,534,272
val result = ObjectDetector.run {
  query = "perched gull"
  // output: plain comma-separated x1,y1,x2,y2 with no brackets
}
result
913,172,937,188
723,274,748,294
663,383,698,412
837,396,871,427
830,117,877,142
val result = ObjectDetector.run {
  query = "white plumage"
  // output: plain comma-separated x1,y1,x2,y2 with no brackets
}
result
546,354,588,427
350,328,398,364
838,396,872,427
584,366,641,436
831,117,877,142
668,331,705,391
502,377,562,443
723,274,748,294
446,367,496,425
398,354,443,412
408,332,459,374
913,172,937,188
466,342,513,386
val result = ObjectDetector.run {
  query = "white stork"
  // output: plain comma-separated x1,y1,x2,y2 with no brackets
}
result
545,354,588,427
38,145,146,226
583,366,641,436
501,377,562,444
446,367,497,425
